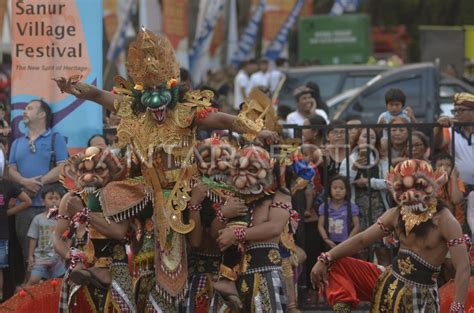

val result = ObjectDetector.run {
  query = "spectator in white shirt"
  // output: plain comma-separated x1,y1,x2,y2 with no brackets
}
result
246,59,271,96
268,58,287,96
286,86,330,137
233,59,257,111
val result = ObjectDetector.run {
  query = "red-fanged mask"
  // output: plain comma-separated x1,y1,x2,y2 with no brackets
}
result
386,159,447,234
229,145,274,195
194,137,236,182
61,147,127,193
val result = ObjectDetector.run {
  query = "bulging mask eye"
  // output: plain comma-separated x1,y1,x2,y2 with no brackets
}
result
416,178,428,187
248,167,258,174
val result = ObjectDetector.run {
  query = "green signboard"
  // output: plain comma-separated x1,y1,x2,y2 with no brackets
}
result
298,14,371,65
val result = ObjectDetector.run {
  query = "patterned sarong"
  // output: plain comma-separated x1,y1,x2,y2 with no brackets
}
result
236,243,287,313
372,249,441,312
185,251,221,313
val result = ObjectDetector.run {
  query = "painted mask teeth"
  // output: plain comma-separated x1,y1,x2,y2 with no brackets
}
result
149,106,166,122
406,203,426,212
210,174,227,182
83,186,97,194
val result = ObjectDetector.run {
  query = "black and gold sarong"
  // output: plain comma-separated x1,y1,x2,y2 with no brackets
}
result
236,243,287,313
372,249,441,312
185,251,221,312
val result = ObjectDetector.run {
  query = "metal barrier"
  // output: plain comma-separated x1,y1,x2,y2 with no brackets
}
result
285,121,474,258
281,121,474,308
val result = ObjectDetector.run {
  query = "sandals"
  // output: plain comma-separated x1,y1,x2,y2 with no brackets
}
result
70,268,109,290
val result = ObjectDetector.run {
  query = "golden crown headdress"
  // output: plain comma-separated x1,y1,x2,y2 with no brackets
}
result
126,27,180,88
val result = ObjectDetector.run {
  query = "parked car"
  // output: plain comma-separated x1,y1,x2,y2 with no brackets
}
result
326,87,361,117
332,63,474,122
278,64,388,107
438,76,474,117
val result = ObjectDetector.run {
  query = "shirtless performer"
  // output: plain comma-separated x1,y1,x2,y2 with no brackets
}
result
53,147,138,312
310,159,470,312
185,137,246,312
217,145,293,312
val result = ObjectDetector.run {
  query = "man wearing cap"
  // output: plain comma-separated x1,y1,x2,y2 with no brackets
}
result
435,92,474,240
285,86,329,138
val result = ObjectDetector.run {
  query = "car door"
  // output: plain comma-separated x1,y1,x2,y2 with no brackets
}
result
439,78,474,117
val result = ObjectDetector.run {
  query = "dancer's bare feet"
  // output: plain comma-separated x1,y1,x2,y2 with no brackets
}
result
214,279,242,311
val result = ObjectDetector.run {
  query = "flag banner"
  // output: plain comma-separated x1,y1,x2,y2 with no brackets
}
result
263,0,304,60
0,0,7,39
162,0,189,69
330,0,361,15
208,8,225,72
103,0,119,43
11,0,103,148
106,0,134,62
230,0,265,65
189,0,225,83
226,0,238,65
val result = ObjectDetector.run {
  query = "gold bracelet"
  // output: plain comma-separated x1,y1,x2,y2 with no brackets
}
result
231,114,263,141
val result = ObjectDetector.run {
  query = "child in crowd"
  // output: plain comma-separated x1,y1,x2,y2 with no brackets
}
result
25,183,66,286
377,88,416,125
297,144,323,221
378,88,416,155
433,152,465,227
339,128,393,265
0,177,32,300
318,175,360,249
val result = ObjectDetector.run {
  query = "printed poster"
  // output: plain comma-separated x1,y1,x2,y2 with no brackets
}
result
11,0,103,148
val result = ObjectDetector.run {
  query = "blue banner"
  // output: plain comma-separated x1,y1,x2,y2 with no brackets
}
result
263,0,304,60
230,0,266,66
189,0,225,81
107,0,135,62
11,0,103,148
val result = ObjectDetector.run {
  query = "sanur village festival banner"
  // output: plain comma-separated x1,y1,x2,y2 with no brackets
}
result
11,0,103,148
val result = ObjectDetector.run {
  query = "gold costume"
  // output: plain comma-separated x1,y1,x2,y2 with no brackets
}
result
112,28,215,301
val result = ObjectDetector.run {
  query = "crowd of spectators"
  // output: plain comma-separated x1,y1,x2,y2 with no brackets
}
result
0,98,69,301
223,59,473,307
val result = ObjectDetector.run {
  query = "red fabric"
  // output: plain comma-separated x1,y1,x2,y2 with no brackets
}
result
439,277,474,313
195,297,209,313
0,279,61,313
325,257,382,308
311,165,323,194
